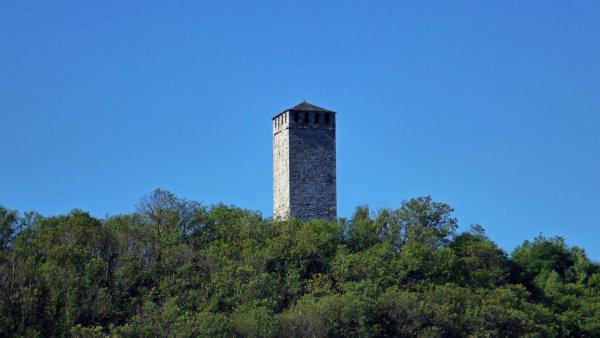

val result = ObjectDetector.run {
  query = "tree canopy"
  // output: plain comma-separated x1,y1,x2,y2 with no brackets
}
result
1,190,599,337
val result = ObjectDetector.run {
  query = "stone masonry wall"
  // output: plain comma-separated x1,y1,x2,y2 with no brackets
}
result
273,115,290,220
273,109,337,221
288,126,336,220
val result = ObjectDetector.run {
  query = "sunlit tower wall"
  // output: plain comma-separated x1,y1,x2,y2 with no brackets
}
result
273,102,337,221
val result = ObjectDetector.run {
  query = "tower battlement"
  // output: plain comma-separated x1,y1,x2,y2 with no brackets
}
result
273,102,337,221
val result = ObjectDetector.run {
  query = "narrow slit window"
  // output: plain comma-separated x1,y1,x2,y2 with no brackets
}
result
304,113,309,123
315,113,320,124
294,112,299,122
325,113,330,124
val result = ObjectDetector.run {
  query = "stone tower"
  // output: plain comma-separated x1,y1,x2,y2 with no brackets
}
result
273,102,337,221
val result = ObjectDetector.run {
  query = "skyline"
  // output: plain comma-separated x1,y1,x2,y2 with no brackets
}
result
1,1,599,260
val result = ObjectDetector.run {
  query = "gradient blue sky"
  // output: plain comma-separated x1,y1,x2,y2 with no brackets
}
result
1,1,599,259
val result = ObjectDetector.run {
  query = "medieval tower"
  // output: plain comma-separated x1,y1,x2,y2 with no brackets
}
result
273,101,337,221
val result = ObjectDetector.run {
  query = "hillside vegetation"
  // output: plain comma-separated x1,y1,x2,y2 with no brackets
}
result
1,190,599,337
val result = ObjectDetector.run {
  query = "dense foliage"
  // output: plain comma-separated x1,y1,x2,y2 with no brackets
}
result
1,190,599,337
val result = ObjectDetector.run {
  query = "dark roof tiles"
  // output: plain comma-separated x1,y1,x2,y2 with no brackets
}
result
288,102,333,112
274,101,335,118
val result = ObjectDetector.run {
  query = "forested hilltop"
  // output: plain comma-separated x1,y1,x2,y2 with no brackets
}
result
1,190,599,337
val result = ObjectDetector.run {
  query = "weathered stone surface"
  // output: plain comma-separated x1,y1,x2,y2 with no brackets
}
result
273,103,336,221
273,124,290,220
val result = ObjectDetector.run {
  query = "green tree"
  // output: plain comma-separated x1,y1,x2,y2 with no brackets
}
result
2,191,600,337
449,225,511,288
512,235,575,293
0,206,18,250
396,196,458,249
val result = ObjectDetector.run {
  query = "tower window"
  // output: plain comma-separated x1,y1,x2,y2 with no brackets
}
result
294,112,299,122
314,113,320,124
304,113,309,123
325,113,330,124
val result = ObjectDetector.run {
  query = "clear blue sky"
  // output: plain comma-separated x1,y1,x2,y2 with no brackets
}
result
1,1,599,259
